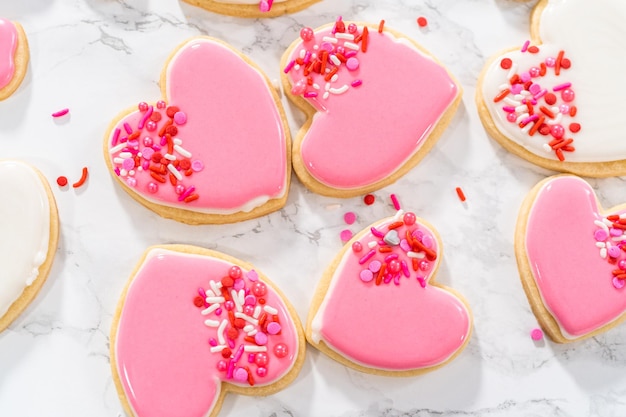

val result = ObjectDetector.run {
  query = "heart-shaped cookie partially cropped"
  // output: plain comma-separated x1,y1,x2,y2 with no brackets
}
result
182,0,319,18
517,175,626,343
308,211,472,375
477,0,626,177
281,20,461,198
0,18,29,100
104,37,290,224
0,161,58,332
111,245,305,417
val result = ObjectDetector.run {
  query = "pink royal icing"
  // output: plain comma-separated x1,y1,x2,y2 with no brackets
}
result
114,247,299,417
107,38,288,215
285,21,459,190
311,213,471,371
0,18,18,90
524,176,626,339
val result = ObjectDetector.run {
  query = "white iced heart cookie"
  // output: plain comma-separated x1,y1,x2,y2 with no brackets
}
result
477,0,626,177
0,161,59,332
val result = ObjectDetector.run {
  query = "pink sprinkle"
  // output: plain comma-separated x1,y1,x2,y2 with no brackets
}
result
351,79,363,87
344,212,356,225
191,160,204,172
266,322,281,335
345,51,358,58
417,277,426,288
340,229,353,242
137,105,154,129
247,270,259,282
360,269,374,282
384,254,398,262
400,239,411,252
502,106,516,113
209,338,217,347
51,108,69,118
233,367,248,382
248,354,255,363
304,91,318,98
368,260,381,273
177,185,196,201
613,277,626,289
370,227,385,238
530,328,544,341
123,122,133,134
521,40,530,53
534,89,548,100
594,229,608,242
401,260,410,277
198,287,207,298
283,60,296,74
358,249,376,265
521,114,539,125
160,135,167,146
552,82,572,92
233,344,245,362
303,51,312,64
111,128,121,146
390,194,401,210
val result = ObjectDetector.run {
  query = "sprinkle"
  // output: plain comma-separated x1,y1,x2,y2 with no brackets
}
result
201,304,220,315
217,319,228,345
360,250,377,265
210,345,227,353
335,33,354,40
370,227,385,238
417,16,428,27
343,41,359,50
329,85,349,95
521,40,530,53
378,20,385,33
361,26,369,52
552,82,571,92
555,50,564,76
263,305,278,315
123,122,133,135
455,187,466,202
56,176,68,187
167,163,183,181
137,105,153,129
204,320,220,327
340,229,353,242
530,328,543,341
51,108,70,118
283,60,296,73
351,79,363,87
72,167,89,188
322,36,338,44
244,345,268,353
173,144,192,158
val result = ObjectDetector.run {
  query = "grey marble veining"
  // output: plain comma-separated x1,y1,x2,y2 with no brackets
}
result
1,0,626,416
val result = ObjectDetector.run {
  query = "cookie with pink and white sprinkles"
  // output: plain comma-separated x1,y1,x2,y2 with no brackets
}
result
477,0,626,177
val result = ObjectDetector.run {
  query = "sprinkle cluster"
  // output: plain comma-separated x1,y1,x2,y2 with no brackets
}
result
109,101,203,203
593,215,626,289
284,17,368,101
352,211,437,287
194,265,289,386
493,44,580,161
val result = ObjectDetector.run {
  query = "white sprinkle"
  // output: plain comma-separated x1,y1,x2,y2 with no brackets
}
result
612,235,626,242
313,83,320,90
546,113,562,125
243,324,255,332
601,219,613,228
109,143,126,154
294,64,301,71
515,113,529,124
209,280,221,295
542,143,552,153
498,83,510,90
299,49,306,58
113,157,125,164
201,304,220,315
313,45,319,50
206,296,225,304
335,33,354,40
164,153,176,161
520,123,532,134
167,164,182,180
323,91,330,100
204,289,215,298
128,170,135,176
407,251,426,259
520,90,531,97
210,345,227,353
174,144,192,158
329,85,349,95
329,54,341,66
217,319,228,345
393,209,405,221
620,213,626,219
515,105,527,113
503,97,521,106
322,36,338,44
325,83,331,91
204,319,220,327
235,312,259,325
253,305,262,319
596,242,606,248
600,247,608,259
118,152,133,158
231,289,242,312
330,74,339,83
263,305,278,315
173,138,183,145
368,241,377,249
514,94,525,101
244,345,267,353
344,41,359,50
120,169,128,177
247,329,258,336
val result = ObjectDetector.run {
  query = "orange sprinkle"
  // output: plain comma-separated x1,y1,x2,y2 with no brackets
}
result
169,173,177,186
72,167,89,188
378,246,392,253
166,134,174,154
158,119,173,137
455,187,466,202
336,53,347,63
612,269,625,276
361,26,369,52
185,169,193,176
244,336,256,344
616,223,626,230
150,172,166,183
405,229,413,246
528,45,539,54
510,74,520,85
128,131,140,141
608,215,620,221
555,148,565,161
320,51,328,74
493,89,509,103
245,366,255,386
549,138,564,147
306,76,313,85
528,116,545,136
539,63,547,76
388,221,404,230
324,66,338,82
184,193,199,203
412,258,419,271
378,20,385,33
555,50,564,76
375,263,386,286
539,106,555,119
413,240,437,261
259,313,267,327
552,138,573,150
228,310,236,327
526,101,534,115
569,106,577,117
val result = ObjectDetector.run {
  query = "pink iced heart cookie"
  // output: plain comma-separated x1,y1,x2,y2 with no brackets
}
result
477,0,626,177
307,211,472,375
104,37,290,224
111,245,305,417
0,18,29,100
281,19,462,198
182,0,318,18
0,161,59,332
517,175,626,343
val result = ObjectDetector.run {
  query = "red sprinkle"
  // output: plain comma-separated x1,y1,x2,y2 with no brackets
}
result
417,16,428,27
72,167,89,188
455,187,466,202
56,176,68,187
193,296,204,307
569,123,581,133
51,108,69,118
364,194,375,205
527,45,539,54
500,58,512,70
378,20,385,33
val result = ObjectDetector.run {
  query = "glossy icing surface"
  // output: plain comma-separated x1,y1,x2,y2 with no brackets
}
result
481,0,626,163
0,18,18,90
107,38,287,215
286,25,458,189
311,214,471,370
525,176,626,338
114,248,299,417
0,161,50,318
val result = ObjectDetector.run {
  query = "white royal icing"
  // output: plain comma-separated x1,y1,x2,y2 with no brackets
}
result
481,0,626,163
0,161,51,318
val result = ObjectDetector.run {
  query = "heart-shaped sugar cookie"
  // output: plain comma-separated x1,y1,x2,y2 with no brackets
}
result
104,37,290,224
517,175,626,343
281,20,461,197
308,211,472,375
0,161,58,332
477,0,626,177
111,245,305,417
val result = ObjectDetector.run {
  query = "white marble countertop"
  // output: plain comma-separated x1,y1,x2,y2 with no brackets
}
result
2,0,626,416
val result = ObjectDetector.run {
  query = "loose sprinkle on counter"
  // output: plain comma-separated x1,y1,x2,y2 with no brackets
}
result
390,193,401,210
56,176,68,187
417,16,428,28
51,108,69,118
364,194,375,205
530,328,544,341
455,187,466,202
378,20,385,33
72,167,89,188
